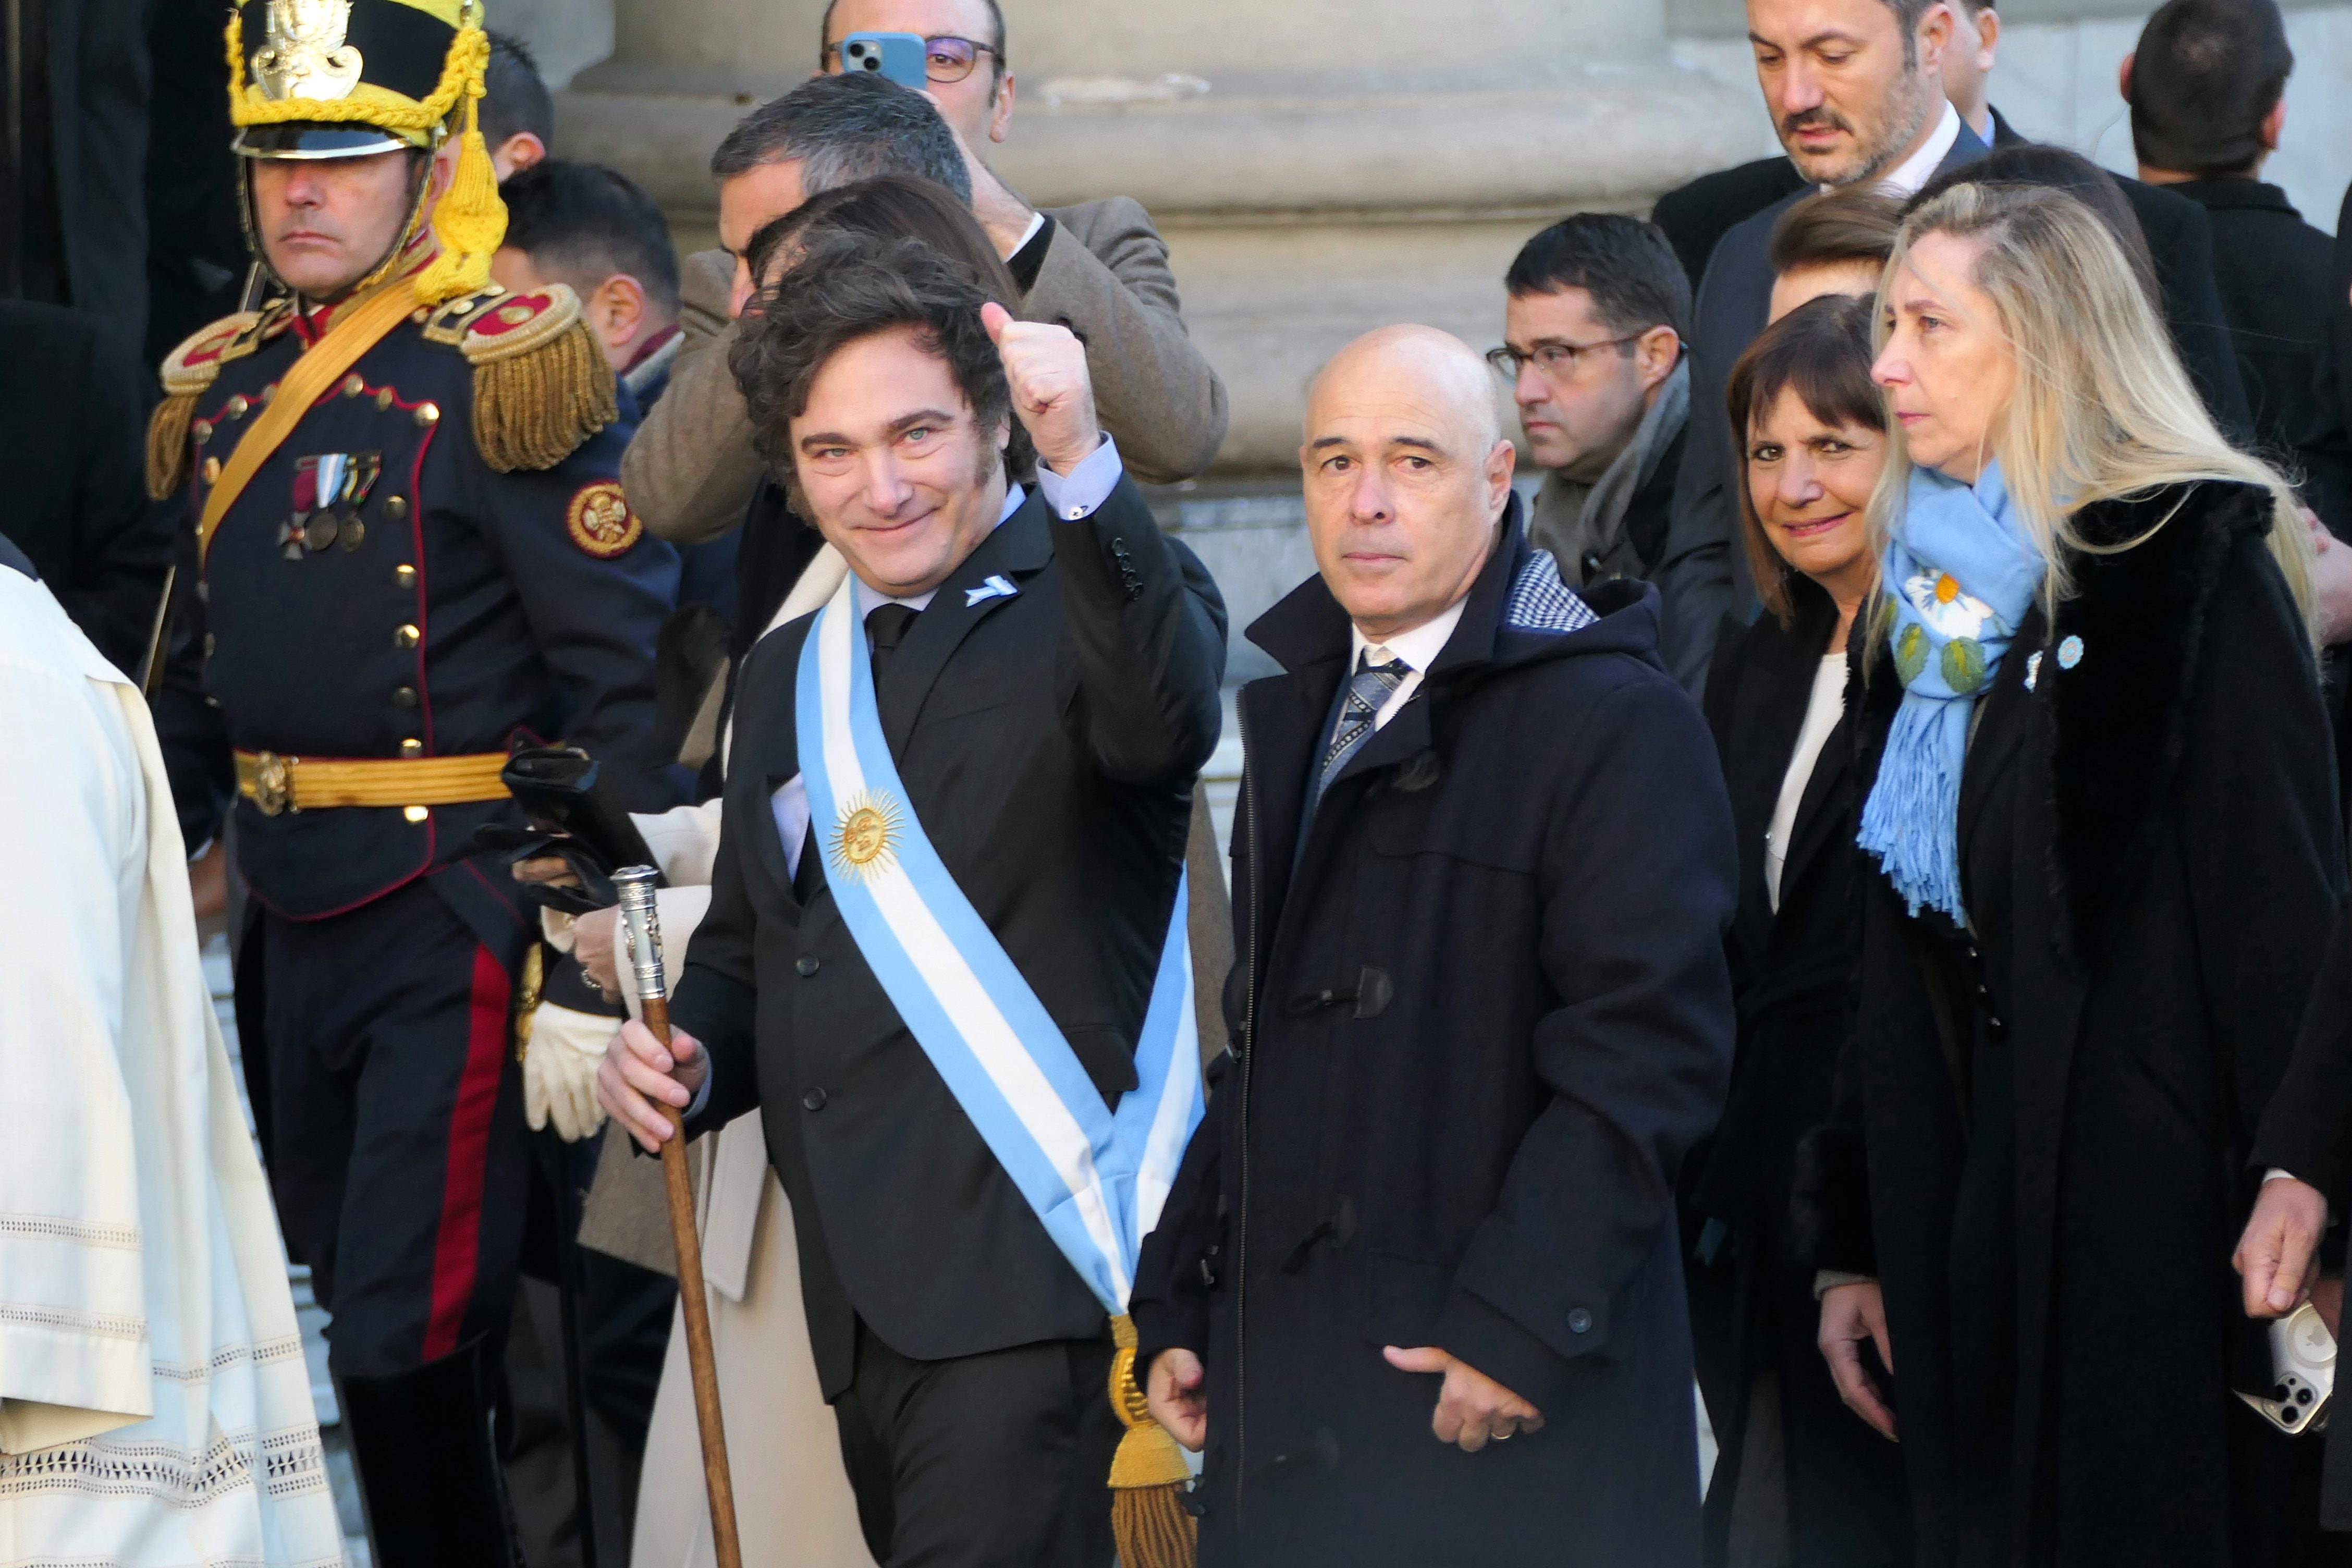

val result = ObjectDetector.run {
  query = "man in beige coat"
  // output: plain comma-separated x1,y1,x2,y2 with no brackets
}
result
620,0,1228,545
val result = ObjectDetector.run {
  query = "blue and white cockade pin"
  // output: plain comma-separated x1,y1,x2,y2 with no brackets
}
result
964,573,1019,608
2024,651,2043,691
2056,634,2085,670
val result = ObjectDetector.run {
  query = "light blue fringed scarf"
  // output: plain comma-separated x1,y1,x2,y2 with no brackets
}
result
1856,461,2045,921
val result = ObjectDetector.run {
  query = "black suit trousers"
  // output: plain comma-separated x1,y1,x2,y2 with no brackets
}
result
831,1320,1120,1568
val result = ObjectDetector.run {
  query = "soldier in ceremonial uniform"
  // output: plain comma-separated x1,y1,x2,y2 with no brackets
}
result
145,4,682,1562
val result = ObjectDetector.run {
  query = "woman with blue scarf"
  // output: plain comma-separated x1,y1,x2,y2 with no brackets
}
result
1793,181,2340,1566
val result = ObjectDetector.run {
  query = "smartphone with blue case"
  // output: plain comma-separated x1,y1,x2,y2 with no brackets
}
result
840,32,928,91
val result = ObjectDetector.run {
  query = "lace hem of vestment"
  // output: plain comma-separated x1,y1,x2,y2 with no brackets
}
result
0,1420,331,1506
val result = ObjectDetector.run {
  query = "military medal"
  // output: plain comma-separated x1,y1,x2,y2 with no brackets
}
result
289,452,383,555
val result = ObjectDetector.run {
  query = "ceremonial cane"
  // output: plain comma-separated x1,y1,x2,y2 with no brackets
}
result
614,866,745,1568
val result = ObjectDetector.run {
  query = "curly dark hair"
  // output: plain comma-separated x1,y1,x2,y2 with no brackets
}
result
729,234,1032,503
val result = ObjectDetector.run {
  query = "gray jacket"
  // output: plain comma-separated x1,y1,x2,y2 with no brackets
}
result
621,196,1229,543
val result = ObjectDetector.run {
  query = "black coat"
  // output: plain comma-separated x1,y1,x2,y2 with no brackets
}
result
674,475,1227,1396
2165,179,2344,519
1797,482,2343,1567
1133,511,1738,1566
0,300,174,673
1652,125,1990,699
1688,581,1909,1566
1651,154,1809,293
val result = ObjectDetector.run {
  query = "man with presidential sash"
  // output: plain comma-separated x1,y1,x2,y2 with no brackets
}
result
600,232,1227,1567
148,3,682,1560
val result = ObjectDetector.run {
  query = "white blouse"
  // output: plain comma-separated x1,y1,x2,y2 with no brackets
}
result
1765,653,1850,913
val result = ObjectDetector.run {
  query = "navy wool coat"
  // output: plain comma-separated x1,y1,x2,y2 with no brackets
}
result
1134,507,1738,1566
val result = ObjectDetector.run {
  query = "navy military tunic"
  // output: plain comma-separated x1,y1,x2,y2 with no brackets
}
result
160,279,682,1375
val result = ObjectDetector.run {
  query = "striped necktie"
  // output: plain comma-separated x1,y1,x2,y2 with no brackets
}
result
1318,653,1411,799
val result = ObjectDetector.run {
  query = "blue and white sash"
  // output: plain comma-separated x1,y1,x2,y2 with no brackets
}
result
793,573,1202,1314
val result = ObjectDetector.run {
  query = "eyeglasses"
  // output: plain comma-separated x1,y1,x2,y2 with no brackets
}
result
824,35,1002,84
1485,335,1642,382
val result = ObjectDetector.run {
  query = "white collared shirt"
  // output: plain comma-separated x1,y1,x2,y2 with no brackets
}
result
1870,100,1963,201
1346,595,1468,733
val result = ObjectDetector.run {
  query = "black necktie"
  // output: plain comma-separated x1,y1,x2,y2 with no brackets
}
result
865,602,919,662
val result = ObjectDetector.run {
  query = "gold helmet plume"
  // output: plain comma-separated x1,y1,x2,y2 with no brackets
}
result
225,0,505,305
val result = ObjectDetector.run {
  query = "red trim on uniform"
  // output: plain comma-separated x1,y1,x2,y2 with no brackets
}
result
421,943,510,1361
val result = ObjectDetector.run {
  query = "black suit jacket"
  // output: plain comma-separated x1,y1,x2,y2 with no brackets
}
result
0,300,174,673
1653,121,1989,697
1650,154,1809,293
673,474,1227,1395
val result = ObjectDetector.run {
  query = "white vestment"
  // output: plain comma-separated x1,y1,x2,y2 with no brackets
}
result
0,569,346,1566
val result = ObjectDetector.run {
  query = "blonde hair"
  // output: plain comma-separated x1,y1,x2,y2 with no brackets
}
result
1866,181,2313,641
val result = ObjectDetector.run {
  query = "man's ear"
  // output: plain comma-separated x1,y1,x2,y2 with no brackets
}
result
1636,325,1681,391
591,274,649,354
988,71,1016,145
1915,2,1955,73
2262,95,2287,154
2117,53,2135,105
1976,5,2000,63
490,131,547,182
1485,436,1518,516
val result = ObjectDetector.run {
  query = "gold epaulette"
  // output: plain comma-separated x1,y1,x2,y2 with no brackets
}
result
432,283,618,473
146,304,290,498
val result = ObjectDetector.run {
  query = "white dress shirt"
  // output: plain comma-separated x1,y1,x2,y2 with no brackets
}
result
1346,594,1468,733
1873,100,1963,201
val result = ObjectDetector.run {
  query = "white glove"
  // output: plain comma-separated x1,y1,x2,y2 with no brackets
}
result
521,1000,617,1142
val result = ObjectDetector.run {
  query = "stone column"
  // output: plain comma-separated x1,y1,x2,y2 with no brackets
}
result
557,0,1758,473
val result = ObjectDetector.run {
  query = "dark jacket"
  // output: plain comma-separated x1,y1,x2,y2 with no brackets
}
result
1653,124,1990,699
1985,110,2257,449
1651,154,1809,294
1688,580,1908,1567
0,300,175,673
1797,481,2342,1567
673,475,1227,1396
165,292,686,918
1132,508,1738,1566
2166,178,2342,508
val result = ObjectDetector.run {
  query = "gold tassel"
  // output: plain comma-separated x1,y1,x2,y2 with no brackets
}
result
413,28,504,308
147,391,198,500
472,319,619,473
1107,1314,1197,1568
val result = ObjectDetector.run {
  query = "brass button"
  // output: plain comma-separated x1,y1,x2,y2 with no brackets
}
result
201,456,222,485
384,496,409,521
192,420,213,444
399,738,423,757
395,623,420,650
341,374,365,398
260,383,276,403
414,401,440,426
394,564,416,589
375,387,395,411
391,685,418,708
202,633,216,657
223,394,250,419
403,805,430,823
409,308,428,324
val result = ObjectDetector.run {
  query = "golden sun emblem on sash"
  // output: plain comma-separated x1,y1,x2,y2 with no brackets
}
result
828,791,906,883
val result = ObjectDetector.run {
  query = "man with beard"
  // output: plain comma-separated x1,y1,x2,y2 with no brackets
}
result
1649,0,1984,693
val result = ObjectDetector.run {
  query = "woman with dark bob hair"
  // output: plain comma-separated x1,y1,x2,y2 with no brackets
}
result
1800,180,2339,1566
1690,293,1909,1567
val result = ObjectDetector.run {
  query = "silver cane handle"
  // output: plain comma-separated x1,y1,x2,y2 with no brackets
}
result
612,865,667,1003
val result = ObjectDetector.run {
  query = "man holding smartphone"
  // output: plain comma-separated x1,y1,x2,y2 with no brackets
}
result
619,0,1228,551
